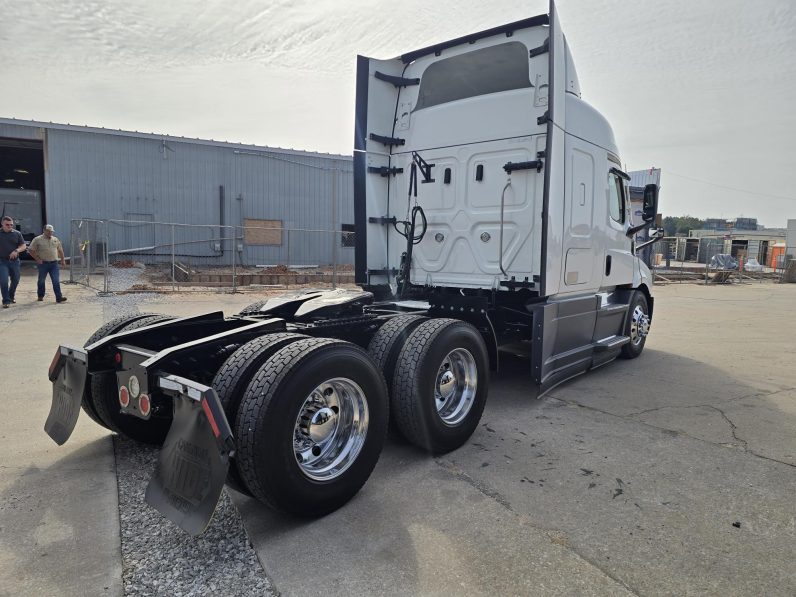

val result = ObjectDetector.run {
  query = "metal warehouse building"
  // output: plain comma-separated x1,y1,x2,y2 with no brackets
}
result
0,117,354,268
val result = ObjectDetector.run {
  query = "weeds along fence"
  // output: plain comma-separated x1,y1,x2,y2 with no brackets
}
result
68,219,356,293
646,236,796,284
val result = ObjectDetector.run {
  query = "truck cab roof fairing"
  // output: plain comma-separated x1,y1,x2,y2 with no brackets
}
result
399,14,550,64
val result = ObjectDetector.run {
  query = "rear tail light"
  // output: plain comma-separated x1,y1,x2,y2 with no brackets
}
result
139,394,151,416
119,386,130,408
128,375,140,398
114,352,122,364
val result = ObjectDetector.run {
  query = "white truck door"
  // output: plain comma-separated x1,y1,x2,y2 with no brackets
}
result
602,169,635,287
353,55,409,287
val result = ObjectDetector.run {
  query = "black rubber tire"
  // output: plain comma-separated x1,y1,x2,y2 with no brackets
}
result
90,314,176,444
620,292,649,359
235,338,389,516
367,313,427,394
81,312,169,429
212,332,309,496
391,318,489,454
238,300,267,315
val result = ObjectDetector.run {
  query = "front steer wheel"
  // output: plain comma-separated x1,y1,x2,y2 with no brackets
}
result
620,292,650,359
391,318,489,454
235,338,389,516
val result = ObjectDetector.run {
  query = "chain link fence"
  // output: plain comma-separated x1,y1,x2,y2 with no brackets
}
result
69,219,356,293
647,236,796,284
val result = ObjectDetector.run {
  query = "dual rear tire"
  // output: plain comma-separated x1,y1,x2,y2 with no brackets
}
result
219,317,489,516
83,311,490,516
373,318,489,454
230,338,389,516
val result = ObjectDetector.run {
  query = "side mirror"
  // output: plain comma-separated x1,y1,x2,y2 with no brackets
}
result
642,184,658,223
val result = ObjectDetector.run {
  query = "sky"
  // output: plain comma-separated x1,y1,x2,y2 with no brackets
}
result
1,0,794,227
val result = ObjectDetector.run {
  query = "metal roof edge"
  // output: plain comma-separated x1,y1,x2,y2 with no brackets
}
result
0,116,352,161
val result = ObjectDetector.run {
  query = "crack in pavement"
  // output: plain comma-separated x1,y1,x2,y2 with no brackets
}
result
623,385,796,418
549,397,796,469
433,458,641,596
0,314,22,331
706,404,748,449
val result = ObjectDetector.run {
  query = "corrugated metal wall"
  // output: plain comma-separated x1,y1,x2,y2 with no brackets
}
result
0,122,44,140
1,120,354,266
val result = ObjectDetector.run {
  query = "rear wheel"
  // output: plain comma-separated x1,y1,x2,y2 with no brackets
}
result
392,318,489,454
367,313,427,411
90,314,176,444
620,292,650,359
235,338,388,516
81,313,171,430
212,332,308,495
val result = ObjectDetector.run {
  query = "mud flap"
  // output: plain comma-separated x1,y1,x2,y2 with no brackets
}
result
145,375,234,536
44,346,88,445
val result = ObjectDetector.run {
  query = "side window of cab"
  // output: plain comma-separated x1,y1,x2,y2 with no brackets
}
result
608,172,625,224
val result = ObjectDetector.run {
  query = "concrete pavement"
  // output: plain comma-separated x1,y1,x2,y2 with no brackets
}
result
237,283,796,596
0,275,122,597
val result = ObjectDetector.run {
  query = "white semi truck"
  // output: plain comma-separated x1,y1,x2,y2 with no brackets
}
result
45,1,660,535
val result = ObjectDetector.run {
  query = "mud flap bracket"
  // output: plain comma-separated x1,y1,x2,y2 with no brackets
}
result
145,374,234,536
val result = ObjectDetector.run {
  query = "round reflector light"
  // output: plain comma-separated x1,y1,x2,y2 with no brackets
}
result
128,375,140,398
119,386,130,408
139,394,151,416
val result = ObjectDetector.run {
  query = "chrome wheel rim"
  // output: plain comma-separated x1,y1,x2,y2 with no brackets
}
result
293,378,369,481
629,305,650,346
435,348,477,426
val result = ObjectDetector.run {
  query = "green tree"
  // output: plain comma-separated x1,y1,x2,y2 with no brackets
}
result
662,215,705,236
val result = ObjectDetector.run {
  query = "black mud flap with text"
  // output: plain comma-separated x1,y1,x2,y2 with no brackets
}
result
145,375,234,536
44,346,88,445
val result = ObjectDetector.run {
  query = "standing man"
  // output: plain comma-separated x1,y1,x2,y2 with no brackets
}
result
0,216,27,308
28,224,67,304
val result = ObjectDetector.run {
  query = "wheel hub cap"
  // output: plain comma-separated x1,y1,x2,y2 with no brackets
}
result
308,407,338,443
630,305,651,345
294,378,369,481
437,369,456,399
435,348,478,426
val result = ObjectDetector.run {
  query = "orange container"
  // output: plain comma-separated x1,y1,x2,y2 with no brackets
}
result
769,244,786,268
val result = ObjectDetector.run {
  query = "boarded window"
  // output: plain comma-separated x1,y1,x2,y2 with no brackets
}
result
414,42,532,111
341,224,355,248
244,219,282,245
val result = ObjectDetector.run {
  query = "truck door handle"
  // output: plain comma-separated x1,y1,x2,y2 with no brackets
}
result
503,160,544,174
605,255,612,276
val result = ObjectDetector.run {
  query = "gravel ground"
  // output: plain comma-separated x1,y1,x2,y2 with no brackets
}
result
87,266,164,320
114,436,275,596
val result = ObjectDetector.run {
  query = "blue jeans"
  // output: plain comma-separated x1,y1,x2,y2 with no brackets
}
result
37,261,63,301
0,259,21,305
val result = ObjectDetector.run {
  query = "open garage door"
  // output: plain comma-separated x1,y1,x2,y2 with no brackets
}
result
0,138,45,241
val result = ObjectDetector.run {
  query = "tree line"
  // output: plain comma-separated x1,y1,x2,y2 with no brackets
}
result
662,216,705,237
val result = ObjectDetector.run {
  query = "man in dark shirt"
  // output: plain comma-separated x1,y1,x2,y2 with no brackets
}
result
0,216,27,308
